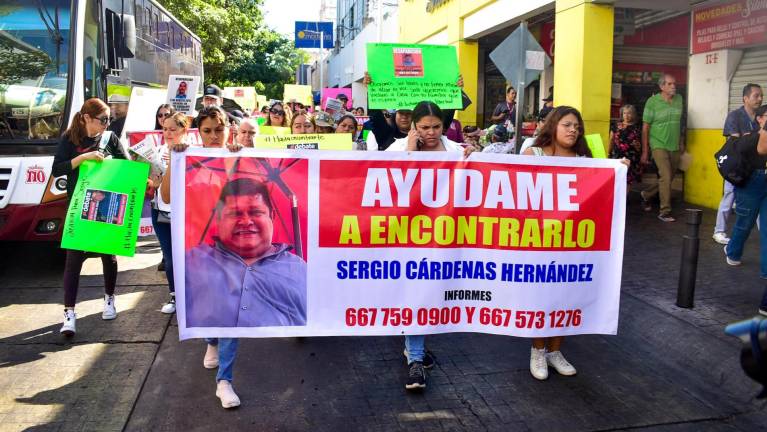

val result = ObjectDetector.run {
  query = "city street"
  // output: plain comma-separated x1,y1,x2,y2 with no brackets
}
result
1,197,766,432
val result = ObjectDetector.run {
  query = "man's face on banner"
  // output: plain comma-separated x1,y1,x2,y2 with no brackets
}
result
178,81,187,96
218,193,273,260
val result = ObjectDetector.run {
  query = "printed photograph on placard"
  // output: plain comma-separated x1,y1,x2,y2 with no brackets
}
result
183,156,309,328
81,189,127,225
393,48,424,77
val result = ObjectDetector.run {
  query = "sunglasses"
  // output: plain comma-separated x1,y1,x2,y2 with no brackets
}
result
95,116,111,125
270,109,285,116
157,112,171,118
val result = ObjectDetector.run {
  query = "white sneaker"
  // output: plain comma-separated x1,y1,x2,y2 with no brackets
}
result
546,351,577,376
530,347,548,380
203,344,219,369
102,295,117,320
712,232,730,245
215,381,241,408
160,294,176,314
60,310,76,336
724,245,741,266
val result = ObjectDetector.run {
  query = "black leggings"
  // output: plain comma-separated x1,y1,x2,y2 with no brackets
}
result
63,250,117,307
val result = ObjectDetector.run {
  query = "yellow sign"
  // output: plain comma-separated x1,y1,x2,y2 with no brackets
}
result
256,95,268,110
255,133,353,150
283,84,313,106
259,126,291,135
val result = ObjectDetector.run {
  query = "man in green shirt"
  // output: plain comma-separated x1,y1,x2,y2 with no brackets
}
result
640,74,685,222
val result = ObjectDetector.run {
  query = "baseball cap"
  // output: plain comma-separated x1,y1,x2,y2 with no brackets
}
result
538,105,554,122
492,124,509,140
542,94,554,102
203,84,222,98
337,94,349,101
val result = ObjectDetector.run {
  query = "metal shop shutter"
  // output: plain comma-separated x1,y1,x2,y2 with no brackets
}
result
729,47,767,112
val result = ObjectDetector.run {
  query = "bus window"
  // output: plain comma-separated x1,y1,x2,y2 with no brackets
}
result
0,0,71,142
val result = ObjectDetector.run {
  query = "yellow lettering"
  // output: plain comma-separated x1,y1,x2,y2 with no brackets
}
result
370,216,386,244
498,218,520,247
411,215,432,245
563,219,576,247
456,216,476,245
433,215,455,245
387,215,409,244
520,218,542,248
478,217,498,246
542,219,562,248
577,219,596,247
339,215,361,244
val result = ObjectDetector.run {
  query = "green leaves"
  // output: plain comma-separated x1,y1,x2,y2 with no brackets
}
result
158,0,308,99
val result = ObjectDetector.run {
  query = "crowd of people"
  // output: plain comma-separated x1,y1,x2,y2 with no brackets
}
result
52,72,767,409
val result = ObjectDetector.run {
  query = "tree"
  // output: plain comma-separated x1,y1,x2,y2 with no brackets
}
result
157,0,307,100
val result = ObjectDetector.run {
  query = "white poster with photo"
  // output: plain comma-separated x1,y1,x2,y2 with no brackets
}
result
167,75,200,116
171,149,626,340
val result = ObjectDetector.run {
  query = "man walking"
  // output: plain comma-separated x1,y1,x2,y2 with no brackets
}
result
640,74,685,222
714,83,764,244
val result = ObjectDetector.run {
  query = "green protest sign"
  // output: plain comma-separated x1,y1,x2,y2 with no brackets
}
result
61,159,149,257
366,43,462,110
585,134,607,159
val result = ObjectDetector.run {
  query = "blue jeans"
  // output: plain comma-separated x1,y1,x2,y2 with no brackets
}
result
715,180,735,234
726,170,767,278
150,208,174,293
205,338,239,382
405,336,425,364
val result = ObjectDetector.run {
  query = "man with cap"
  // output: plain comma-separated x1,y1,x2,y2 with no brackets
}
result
195,84,239,128
314,111,335,133
481,125,513,153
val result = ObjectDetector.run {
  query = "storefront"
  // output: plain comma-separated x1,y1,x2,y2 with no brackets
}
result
685,0,767,209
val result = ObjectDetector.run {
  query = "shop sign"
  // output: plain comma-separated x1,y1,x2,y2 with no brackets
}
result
692,0,767,54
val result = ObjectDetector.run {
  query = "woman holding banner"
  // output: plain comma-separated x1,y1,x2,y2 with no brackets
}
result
387,101,473,391
53,98,125,337
149,112,190,315
161,106,245,409
522,106,629,380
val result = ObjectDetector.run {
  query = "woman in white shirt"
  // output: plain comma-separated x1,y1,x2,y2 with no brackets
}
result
386,101,472,391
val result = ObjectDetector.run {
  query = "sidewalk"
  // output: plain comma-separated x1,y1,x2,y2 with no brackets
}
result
125,198,767,431
1,196,766,431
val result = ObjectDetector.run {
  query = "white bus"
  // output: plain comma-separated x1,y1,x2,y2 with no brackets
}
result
0,0,202,241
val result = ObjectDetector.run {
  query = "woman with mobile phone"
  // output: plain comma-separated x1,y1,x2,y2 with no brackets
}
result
386,101,473,392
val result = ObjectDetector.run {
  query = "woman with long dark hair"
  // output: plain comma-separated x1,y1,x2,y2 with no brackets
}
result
154,104,175,130
523,106,628,380
53,98,125,336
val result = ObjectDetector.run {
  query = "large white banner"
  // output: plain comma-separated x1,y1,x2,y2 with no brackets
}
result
172,148,626,340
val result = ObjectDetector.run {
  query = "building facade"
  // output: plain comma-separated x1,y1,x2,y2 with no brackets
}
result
397,0,767,209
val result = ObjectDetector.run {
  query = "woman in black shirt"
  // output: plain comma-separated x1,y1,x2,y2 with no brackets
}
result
52,98,124,336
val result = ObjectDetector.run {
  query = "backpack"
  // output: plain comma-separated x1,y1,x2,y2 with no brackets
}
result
715,135,752,187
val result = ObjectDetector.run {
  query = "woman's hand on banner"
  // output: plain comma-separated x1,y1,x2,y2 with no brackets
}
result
226,143,243,153
456,75,464,88
620,158,630,167
169,143,189,152
363,71,371,85
462,145,475,159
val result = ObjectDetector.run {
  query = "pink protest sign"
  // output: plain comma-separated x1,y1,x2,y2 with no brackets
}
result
321,88,352,110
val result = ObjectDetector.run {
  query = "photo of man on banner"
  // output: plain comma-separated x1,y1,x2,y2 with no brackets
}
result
179,155,309,329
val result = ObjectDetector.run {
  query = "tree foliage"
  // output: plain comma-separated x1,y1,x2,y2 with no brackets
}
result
157,0,308,99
